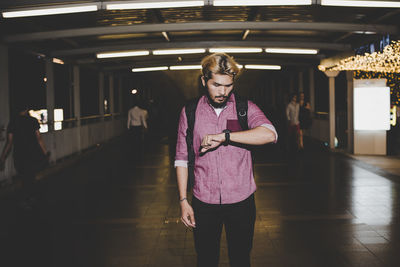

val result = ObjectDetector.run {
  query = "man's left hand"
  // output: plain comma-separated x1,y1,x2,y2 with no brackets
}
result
200,133,225,153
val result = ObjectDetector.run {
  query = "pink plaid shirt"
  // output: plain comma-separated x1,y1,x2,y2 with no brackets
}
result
175,94,277,204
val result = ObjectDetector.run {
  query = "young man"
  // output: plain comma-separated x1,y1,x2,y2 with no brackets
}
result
175,53,277,267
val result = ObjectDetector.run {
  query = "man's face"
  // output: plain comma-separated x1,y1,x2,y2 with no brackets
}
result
202,73,234,108
291,95,297,103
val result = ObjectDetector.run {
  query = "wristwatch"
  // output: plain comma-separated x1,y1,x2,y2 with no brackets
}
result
223,129,231,146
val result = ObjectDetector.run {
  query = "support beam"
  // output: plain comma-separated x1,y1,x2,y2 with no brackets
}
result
346,71,354,153
99,72,105,117
73,65,81,152
5,21,398,42
45,60,55,132
0,45,10,143
118,77,123,113
325,70,340,149
298,71,304,93
309,67,315,112
109,75,114,115
0,45,10,180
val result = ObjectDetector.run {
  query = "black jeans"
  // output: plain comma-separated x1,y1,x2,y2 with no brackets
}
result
192,194,256,267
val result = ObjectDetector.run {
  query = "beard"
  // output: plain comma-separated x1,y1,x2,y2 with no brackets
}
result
206,88,233,109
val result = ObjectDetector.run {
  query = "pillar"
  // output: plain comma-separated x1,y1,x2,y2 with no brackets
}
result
118,76,123,113
99,72,105,117
45,60,55,132
0,45,10,142
298,71,304,93
325,70,340,149
0,45,10,180
73,65,81,151
309,67,315,112
346,71,354,153
109,75,115,115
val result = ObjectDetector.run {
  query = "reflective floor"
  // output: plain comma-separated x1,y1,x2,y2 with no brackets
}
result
1,136,400,267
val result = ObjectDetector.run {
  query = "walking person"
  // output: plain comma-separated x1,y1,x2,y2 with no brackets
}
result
298,92,312,150
0,103,50,208
286,93,300,152
127,99,148,161
175,53,277,267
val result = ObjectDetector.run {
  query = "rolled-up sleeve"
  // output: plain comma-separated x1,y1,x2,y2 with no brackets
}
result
247,101,278,143
175,107,189,167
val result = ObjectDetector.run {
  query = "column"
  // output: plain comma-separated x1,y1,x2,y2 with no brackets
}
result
99,72,105,117
0,45,10,142
109,75,115,115
118,76,123,113
73,66,81,152
298,71,304,93
325,70,340,149
346,71,354,153
0,45,10,180
309,67,315,112
289,73,295,94
45,60,55,132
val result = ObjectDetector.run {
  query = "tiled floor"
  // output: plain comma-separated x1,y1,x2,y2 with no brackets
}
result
1,136,400,267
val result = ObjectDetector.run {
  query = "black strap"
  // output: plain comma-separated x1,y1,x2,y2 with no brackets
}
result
185,98,199,189
235,95,249,131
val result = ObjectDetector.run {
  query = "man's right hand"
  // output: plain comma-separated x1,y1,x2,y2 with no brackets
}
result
180,200,196,228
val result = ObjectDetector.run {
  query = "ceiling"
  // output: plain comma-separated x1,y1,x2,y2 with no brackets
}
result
1,0,399,74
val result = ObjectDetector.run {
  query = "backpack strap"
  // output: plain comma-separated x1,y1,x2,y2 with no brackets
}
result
235,95,249,131
185,98,199,190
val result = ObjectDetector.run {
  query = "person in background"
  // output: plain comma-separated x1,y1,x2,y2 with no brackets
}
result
298,92,312,150
286,93,300,151
0,103,50,208
127,99,148,160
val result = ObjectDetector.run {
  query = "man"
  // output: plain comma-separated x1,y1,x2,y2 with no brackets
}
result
127,99,148,160
286,93,300,151
0,103,49,208
175,53,277,267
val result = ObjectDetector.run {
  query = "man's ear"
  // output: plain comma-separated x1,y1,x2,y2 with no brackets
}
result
201,76,206,87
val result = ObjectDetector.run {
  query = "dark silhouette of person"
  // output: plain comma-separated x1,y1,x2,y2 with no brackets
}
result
0,103,50,208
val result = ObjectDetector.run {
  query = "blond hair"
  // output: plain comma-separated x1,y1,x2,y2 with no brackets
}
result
201,53,240,81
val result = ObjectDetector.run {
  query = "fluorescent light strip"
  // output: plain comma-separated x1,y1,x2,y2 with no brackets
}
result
106,1,204,10
170,65,202,70
2,5,98,18
209,48,262,53
153,48,206,55
132,66,168,72
245,65,281,70
265,48,318,54
97,51,149,59
214,0,312,6
321,0,400,8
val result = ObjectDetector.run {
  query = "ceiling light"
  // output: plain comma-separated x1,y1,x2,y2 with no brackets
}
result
353,31,377,34
245,65,281,70
2,4,98,18
97,51,149,59
52,58,65,65
321,0,400,8
209,48,262,53
106,1,204,10
153,49,206,55
265,48,318,54
213,0,312,6
132,66,168,72
170,65,202,70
